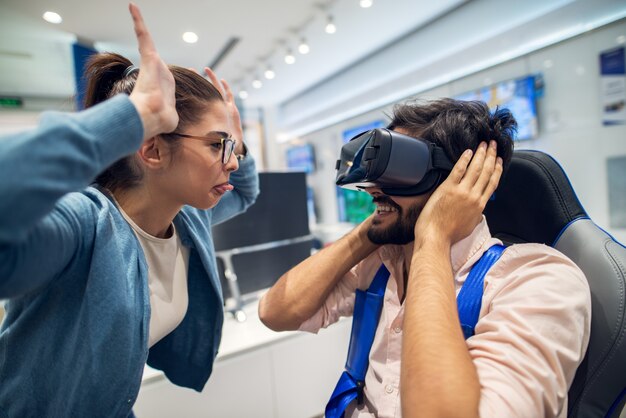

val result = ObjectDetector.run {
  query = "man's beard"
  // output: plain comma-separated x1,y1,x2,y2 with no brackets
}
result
367,196,422,245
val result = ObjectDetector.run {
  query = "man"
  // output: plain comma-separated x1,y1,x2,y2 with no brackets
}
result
259,99,591,417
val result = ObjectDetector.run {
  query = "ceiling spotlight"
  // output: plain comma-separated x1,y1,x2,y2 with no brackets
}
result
617,35,626,45
284,49,296,64
264,67,275,80
298,38,310,55
43,11,63,24
359,0,373,8
252,78,263,89
238,90,249,100
325,16,337,34
182,32,199,44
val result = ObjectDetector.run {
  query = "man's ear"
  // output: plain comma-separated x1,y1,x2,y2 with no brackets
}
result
137,136,168,169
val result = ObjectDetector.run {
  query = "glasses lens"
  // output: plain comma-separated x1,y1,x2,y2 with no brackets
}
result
223,139,236,163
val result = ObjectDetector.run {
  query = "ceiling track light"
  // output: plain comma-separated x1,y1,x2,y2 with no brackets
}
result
325,16,336,34
298,38,310,55
182,31,199,44
284,49,296,64
264,67,275,80
43,11,63,24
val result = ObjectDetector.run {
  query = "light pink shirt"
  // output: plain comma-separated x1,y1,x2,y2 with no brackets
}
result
300,218,591,418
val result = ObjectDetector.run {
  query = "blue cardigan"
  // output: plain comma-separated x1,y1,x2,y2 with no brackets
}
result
0,95,259,417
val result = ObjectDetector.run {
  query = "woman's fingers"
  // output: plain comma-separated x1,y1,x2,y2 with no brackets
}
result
221,78,235,102
204,67,225,96
129,3,155,61
127,2,178,138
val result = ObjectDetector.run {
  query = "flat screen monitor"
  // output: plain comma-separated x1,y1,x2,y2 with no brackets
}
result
286,143,315,174
212,171,310,250
455,74,540,141
217,240,313,299
212,172,313,298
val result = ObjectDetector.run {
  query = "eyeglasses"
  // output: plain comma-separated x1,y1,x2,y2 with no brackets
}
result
173,131,237,164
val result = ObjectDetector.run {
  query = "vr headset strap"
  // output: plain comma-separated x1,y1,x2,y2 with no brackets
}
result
432,147,454,171
325,244,505,418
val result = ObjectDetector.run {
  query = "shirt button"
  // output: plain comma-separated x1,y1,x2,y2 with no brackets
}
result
385,384,394,394
394,327,402,333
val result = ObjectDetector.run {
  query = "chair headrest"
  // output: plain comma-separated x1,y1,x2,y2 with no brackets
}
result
484,150,588,245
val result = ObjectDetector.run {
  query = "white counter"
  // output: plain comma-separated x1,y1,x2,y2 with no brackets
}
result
141,300,302,384
137,300,351,418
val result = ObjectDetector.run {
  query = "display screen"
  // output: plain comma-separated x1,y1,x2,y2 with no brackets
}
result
212,172,313,298
212,172,310,249
455,74,540,141
337,186,376,224
342,120,387,143
286,143,315,174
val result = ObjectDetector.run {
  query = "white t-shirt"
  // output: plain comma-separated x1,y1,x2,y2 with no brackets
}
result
119,207,190,348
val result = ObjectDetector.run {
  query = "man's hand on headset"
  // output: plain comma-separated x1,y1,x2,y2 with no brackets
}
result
413,140,502,249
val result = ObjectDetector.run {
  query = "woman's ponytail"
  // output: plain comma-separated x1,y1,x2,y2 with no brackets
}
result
83,53,137,108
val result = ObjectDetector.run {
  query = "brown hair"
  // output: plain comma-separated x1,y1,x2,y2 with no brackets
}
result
83,52,224,192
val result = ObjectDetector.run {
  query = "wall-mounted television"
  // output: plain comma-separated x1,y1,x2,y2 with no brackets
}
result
337,120,387,223
336,186,376,224
286,143,316,173
455,74,541,141
342,120,387,143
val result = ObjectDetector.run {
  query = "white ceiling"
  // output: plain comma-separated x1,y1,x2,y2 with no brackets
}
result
0,0,465,107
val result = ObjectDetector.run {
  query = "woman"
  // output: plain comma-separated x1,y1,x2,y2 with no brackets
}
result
0,4,258,417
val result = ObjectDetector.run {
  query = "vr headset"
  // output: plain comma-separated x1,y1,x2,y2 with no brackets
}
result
335,128,454,196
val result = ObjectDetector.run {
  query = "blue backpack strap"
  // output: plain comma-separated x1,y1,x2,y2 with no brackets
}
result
327,244,505,418
457,244,506,339
345,265,389,382
366,264,390,295
326,264,390,418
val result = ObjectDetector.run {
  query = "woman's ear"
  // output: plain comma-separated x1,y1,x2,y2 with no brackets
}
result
137,136,169,169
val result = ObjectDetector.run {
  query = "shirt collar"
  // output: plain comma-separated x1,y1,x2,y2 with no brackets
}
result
450,216,494,279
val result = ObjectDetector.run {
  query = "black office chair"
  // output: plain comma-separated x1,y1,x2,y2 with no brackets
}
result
484,150,626,418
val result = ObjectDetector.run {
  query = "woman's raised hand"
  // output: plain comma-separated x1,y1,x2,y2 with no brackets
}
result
203,67,245,155
127,2,179,140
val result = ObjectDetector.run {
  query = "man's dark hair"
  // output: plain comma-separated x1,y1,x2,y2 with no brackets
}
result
388,98,517,172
